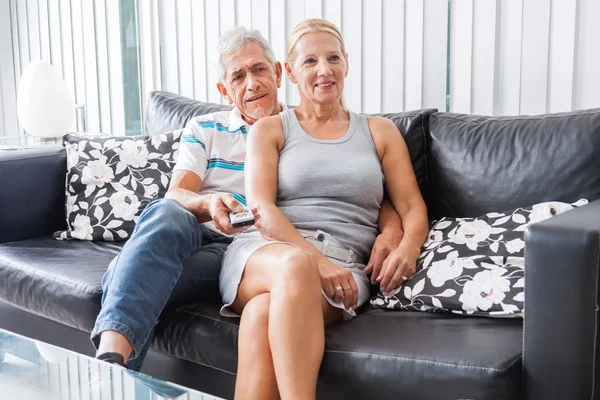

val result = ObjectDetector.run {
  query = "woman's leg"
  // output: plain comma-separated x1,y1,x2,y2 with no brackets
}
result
232,244,343,400
234,293,279,400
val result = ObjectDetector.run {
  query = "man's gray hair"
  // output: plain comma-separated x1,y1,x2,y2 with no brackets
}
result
217,26,276,82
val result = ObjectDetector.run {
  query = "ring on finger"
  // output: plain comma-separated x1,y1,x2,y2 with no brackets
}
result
334,285,344,292
342,287,351,291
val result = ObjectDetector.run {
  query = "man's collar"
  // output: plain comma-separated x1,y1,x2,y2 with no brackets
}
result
229,102,289,130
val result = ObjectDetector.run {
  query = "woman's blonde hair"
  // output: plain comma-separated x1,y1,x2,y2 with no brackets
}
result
286,19,347,108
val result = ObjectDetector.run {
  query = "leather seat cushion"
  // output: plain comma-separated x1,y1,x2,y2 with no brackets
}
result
0,236,222,332
153,303,523,400
0,236,122,330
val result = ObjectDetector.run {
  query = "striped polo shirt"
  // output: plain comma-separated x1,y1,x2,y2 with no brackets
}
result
173,104,286,234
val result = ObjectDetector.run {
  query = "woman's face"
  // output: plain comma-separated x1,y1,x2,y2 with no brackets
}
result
287,32,348,106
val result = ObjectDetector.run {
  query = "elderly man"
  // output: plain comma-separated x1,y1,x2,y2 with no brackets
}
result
91,26,403,370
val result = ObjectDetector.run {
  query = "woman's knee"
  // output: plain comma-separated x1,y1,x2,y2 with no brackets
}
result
274,249,320,293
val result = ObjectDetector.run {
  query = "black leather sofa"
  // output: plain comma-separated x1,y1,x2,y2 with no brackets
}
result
1,91,600,400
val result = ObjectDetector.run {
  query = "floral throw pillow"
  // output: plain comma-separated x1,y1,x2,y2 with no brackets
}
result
371,199,588,317
53,131,182,241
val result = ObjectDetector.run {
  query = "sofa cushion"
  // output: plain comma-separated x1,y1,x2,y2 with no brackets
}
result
0,236,222,332
377,109,437,195
145,91,233,136
0,236,119,330
54,131,182,241
427,108,600,219
152,302,522,400
372,199,588,317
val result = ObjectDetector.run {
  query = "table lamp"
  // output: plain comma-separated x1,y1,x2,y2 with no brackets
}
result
16,60,76,140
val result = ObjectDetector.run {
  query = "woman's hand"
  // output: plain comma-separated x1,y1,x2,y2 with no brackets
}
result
377,245,420,296
317,257,358,311
364,230,403,284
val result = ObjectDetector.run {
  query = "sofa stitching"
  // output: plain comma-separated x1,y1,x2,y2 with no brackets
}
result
420,112,429,190
592,236,599,399
0,256,102,294
324,349,521,373
155,351,236,376
0,153,65,164
432,109,600,125
168,307,240,329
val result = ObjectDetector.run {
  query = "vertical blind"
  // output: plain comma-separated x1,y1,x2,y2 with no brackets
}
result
1,0,599,138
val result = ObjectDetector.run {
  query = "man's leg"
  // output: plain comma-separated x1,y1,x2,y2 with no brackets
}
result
91,198,226,368
127,241,229,371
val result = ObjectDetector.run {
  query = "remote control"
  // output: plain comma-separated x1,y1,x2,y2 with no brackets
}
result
229,208,255,228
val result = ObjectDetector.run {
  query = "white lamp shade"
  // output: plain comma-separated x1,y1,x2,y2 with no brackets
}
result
17,61,75,138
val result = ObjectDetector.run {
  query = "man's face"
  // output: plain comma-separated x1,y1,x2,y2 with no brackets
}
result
217,42,283,125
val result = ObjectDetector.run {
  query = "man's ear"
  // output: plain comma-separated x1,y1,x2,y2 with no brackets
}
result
274,62,283,88
284,61,296,84
217,82,233,104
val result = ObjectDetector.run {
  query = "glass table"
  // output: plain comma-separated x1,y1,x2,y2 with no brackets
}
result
0,328,222,400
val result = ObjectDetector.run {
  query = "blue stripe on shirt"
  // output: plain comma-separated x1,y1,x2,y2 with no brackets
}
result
206,163,244,171
197,120,248,134
182,134,206,149
207,158,244,166
233,193,247,206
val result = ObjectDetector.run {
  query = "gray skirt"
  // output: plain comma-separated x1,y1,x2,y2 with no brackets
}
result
219,229,370,320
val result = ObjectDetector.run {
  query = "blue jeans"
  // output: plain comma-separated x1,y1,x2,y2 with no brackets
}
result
90,198,232,371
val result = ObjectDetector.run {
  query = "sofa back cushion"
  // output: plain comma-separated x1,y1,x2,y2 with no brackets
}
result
426,109,600,219
145,91,232,136
377,110,436,196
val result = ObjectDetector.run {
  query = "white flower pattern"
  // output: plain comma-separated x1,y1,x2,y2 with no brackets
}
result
459,269,510,312
119,140,149,168
81,157,114,187
71,214,93,240
427,257,477,287
110,190,141,221
451,220,492,250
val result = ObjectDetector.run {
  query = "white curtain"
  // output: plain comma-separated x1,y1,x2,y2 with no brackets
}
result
1,0,599,138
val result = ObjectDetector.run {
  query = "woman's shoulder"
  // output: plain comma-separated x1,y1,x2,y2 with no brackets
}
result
251,113,284,131
364,115,402,138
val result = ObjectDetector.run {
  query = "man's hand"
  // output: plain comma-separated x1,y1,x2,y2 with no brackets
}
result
364,230,403,284
209,193,248,235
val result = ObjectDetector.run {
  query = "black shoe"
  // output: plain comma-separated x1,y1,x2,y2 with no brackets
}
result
96,352,127,367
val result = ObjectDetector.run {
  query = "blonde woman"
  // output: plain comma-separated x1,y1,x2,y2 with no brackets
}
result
219,19,429,399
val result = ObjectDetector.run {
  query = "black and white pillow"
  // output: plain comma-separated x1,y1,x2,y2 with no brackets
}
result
53,131,182,241
371,199,588,317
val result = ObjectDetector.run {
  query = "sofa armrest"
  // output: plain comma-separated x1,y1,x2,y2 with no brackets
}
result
0,146,67,243
524,199,600,400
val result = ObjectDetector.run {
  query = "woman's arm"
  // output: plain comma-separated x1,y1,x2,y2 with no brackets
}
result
246,116,332,254
367,116,429,294
246,116,360,308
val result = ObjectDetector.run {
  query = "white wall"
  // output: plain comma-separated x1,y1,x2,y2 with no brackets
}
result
1,0,600,138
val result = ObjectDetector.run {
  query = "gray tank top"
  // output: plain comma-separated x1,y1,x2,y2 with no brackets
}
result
277,109,384,260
